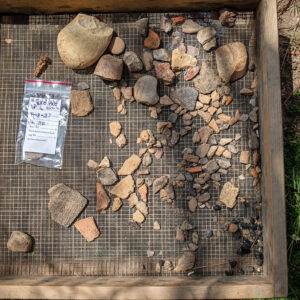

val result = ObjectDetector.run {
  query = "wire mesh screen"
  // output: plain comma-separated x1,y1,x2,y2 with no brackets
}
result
0,12,263,277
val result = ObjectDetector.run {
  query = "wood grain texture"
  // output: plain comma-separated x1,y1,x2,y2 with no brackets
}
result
0,276,273,299
0,0,260,14
256,0,288,297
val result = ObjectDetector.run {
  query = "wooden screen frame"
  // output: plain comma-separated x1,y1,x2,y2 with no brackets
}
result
0,0,287,298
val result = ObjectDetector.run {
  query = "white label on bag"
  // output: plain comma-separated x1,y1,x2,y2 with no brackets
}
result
23,97,61,155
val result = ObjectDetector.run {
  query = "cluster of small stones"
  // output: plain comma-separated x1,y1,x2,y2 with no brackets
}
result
17,10,262,275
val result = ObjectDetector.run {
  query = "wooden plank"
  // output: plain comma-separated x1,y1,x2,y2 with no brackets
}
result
256,0,288,297
0,0,260,14
0,276,274,299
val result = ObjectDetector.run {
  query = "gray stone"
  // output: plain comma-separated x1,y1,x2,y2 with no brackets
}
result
170,130,180,146
142,152,152,166
48,184,88,227
142,48,153,71
198,126,213,143
135,18,148,36
193,62,221,94
134,75,159,105
168,112,178,123
198,192,210,203
182,19,201,33
94,54,123,81
153,175,169,194
123,51,143,72
197,27,217,51
196,143,210,158
216,158,231,169
77,82,89,90
160,16,172,33
248,130,259,149
153,48,171,61
204,159,219,173
7,231,33,252
172,87,198,111
97,167,118,185
205,229,213,237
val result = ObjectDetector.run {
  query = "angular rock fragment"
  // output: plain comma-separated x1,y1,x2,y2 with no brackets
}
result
198,94,211,105
219,182,239,208
118,154,141,175
216,42,248,83
199,126,213,143
97,167,118,186
160,95,173,106
196,144,210,158
134,75,159,105
197,26,217,51
48,184,87,227
144,29,160,49
181,220,193,230
108,36,125,55
198,110,212,123
87,159,99,169
99,156,110,168
176,226,185,242
169,130,180,146
160,183,175,203
184,66,200,81
171,48,197,72
174,252,195,272
198,192,210,204
121,87,133,100
182,19,201,33
185,166,202,173
115,133,127,148
153,175,169,194
209,119,220,133
153,61,175,85
153,48,171,61
204,159,219,173
142,48,153,71
123,51,143,72
193,62,221,94
240,88,254,96
219,8,237,27
153,221,161,230
138,184,148,202
57,13,113,69
128,193,139,208
160,16,172,33
74,217,100,242
216,158,231,169
183,153,199,163
172,87,198,111
248,130,259,150
136,201,149,216
135,18,148,36
70,90,94,116
219,138,233,146
96,182,110,211
112,197,123,212
133,210,145,224
7,231,33,252
113,87,121,101
240,151,250,164
109,121,122,137
110,175,135,199
94,54,123,81
188,197,198,212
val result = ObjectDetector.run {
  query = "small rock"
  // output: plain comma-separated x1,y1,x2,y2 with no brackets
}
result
133,210,145,224
160,95,173,106
144,29,160,49
204,159,219,173
193,62,221,94
136,201,149,216
198,126,213,143
184,66,200,81
71,90,94,117
136,18,148,36
153,61,175,85
142,48,153,71
99,156,110,168
155,149,164,159
219,8,237,27
248,130,259,150
205,229,213,238
187,46,200,57
74,217,100,242
97,167,118,185
134,75,159,105
153,175,169,194
188,197,198,212
171,48,197,72
110,175,135,199
147,250,155,257
182,19,201,33
186,166,202,173
245,266,255,273
94,54,123,81
240,88,254,96
219,182,239,208
249,109,258,122
164,260,173,271
198,110,212,123
171,16,185,25
153,48,171,61
240,151,250,164
211,173,221,181
160,184,175,203
172,87,198,111
109,121,122,137
118,154,141,175
77,81,90,90
229,223,238,233
87,159,99,169
115,133,127,148
128,193,139,208
170,130,180,146
216,42,248,83
113,87,121,101
196,144,210,158
7,231,33,252
138,184,148,202
209,119,220,133
197,27,217,51
153,221,161,230
123,51,143,72
121,86,133,99
198,192,211,204
48,184,87,227
176,226,185,242
96,182,110,212
207,146,218,158
219,138,233,146
188,243,198,251
108,36,125,55
216,158,231,169
174,252,195,272
142,152,152,167
160,16,172,33
198,94,211,105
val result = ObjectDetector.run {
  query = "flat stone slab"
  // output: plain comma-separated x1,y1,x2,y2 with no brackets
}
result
48,184,88,227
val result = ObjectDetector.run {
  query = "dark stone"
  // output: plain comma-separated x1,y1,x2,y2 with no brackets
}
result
240,239,252,255
240,222,250,229
250,217,255,224
153,175,169,194
169,130,180,146
135,18,149,36
159,259,165,267
245,266,255,273
256,259,263,266
229,260,237,268
97,167,118,185
205,229,213,238
233,230,242,239
251,224,258,231
248,130,259,150
189,186,197,197
168,112,178,123
237,268,245,275
48,184,88,227
172,87,198,111
225,270,234,276
213,205,221,211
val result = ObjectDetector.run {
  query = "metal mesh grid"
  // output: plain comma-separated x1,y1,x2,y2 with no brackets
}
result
0,12,262,277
